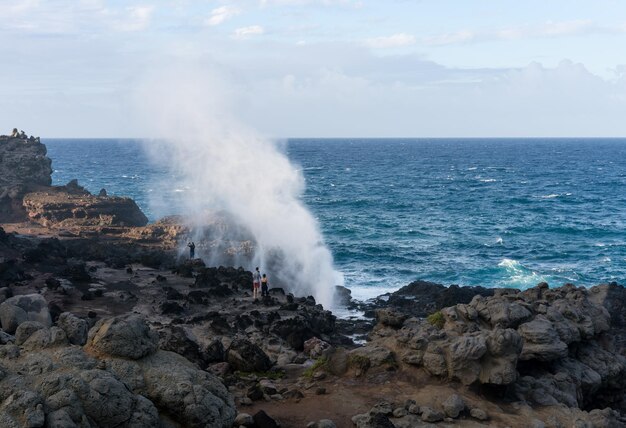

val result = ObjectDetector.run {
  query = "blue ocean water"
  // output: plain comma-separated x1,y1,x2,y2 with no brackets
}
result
45,138,626,299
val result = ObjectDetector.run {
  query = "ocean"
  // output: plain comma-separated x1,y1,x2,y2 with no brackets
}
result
45,138,626,300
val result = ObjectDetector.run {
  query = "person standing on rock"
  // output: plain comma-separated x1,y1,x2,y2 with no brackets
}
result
261,273,269,297
187,242,195,259
252,267,261,300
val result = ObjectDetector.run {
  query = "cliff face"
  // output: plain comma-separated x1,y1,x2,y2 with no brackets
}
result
0,132,148,227
0,135,52,220
0,135,52,190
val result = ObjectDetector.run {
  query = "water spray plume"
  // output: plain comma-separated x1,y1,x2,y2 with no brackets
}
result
134,66,343,308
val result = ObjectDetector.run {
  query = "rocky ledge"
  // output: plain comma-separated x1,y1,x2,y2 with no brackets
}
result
0,132,147,227
22,179,148,228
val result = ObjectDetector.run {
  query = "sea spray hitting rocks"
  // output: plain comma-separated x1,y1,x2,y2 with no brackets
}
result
135,67,343,308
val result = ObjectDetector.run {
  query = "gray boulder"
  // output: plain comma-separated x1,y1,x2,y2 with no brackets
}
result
85,314,158,359
0,294,51,334
15,321,45,346
442,394,465,418
518,316,568,361
57,312,88,346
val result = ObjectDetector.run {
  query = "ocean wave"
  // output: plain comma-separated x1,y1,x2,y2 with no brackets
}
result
538,192,572,199
480,178,497,183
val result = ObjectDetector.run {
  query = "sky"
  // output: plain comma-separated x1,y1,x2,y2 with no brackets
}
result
1,0,625,138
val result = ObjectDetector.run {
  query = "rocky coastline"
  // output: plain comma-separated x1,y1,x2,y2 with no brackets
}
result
1,133,625,428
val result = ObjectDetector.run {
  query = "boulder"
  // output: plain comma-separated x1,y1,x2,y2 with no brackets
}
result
0,294,51,333
15,321,46,345
235,412,254,426
518,316,568,361
303,336,330,359
57,312,89,346
442,394,465,418
376,308,408,328
85,314,158,359
253,410,279,428
226,339,272,372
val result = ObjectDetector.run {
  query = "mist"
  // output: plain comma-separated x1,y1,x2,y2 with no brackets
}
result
133,66,343,308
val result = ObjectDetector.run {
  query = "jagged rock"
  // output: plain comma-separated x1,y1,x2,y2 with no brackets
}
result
253,410,279,428
157,325,206,366
226,338,271,372
85,314,158,359
334,285,352,305
204,339,225,363
376,308,408,328
303,336,330,358
0,134,52,220
518,316,569,361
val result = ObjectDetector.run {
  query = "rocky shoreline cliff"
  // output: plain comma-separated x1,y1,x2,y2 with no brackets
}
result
0,132,625,428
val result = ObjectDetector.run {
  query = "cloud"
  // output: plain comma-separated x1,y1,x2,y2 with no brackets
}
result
111,5,154,32
365,33,416,49
0,1,154,34
423,20,623,46
259,0,362,7
205,6,241,26
233,25,264,39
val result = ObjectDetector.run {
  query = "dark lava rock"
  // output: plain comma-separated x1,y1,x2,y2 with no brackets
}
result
22,238,67,263
247,384,264,401
335,285,352,306
204,339,225,363
164,287,183,300
0,259,27,283
271,317,314,350
187,290,210,304
227,338,272,372
61,261,91,282
253,410,279,428
371,280,496,318
160,301,185,315
158,325,205,366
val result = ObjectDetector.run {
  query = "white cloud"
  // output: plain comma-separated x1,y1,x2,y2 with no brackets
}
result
111,6,154,32
365,33,416,49
205,6,241,27
233,25,264,39
423,20,623,46
260,0,362,7
0,1,154,34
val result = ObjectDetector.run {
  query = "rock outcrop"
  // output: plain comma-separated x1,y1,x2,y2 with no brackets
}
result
0,132,148,227
0,134,52,220
368,283,626,413
0,311,237,427
22,183,148,228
